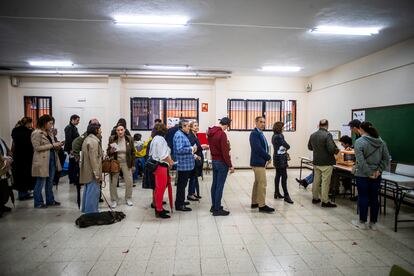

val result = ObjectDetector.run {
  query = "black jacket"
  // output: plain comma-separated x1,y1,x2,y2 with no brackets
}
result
64,123,79,152
308,128,339,166
272,133,290,169
188,131,204,176
11,126,35,191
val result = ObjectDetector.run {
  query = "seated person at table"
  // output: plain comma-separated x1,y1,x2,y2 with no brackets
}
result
296,173,313,189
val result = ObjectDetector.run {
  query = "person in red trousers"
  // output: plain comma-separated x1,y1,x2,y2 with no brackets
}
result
148,123,175,218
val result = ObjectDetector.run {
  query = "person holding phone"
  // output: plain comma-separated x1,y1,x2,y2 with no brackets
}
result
31,114,63,208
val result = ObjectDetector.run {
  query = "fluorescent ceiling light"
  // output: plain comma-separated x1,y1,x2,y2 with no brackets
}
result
145,65,190,70
261,66,301,72
113,15,188,26
28,60,73,67
310,26,381,36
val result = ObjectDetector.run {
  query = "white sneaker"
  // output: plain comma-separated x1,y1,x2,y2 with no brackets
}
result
111,201,117,208
368,222,378,231
126,199,133,206
351,219,367,230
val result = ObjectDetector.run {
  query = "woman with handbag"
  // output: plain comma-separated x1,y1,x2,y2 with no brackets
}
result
107,124,135,208
31,115,63,208
187,120,204,201
80,123,103,213
149,123,174,218
272,121,293,204
352,122,389,230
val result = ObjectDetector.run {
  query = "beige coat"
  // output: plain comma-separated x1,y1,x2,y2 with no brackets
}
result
31,129,62,177
80,134,103,184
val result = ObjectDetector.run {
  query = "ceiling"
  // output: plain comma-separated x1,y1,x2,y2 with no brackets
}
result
0,0,414,77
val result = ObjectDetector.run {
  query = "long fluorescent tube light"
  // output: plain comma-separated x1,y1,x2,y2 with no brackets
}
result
261,66,301,72
310,26,381,36
145,65,190,70
114,15,189,26
28,60,73,67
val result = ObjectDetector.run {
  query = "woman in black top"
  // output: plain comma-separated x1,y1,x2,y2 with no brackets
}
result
11,117,35,200
272,122,293,204
187,121,203,200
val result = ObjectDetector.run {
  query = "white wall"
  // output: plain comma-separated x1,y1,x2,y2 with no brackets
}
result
0,75,307,167
307,38,414,140
215,76,308,167
1,38,412,167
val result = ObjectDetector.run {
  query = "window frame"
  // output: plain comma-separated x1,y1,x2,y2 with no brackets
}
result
130,97,199,130
227,99,296,132
23,96,53,126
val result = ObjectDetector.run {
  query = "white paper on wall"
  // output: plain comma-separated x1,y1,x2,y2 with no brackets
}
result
167,117,180,128
352,110,365,122
341,124,351,138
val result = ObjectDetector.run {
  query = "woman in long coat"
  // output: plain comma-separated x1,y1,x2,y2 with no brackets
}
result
31,115,63,208
11,117,35,200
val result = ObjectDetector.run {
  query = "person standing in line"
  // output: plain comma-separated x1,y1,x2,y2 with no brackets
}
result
149,123,174,218
107,124,135,208
31,115,63,208
187,120,204,201
0,138,13,217
173,119,197,212
349,119,362,139
250,116,274,213
110,118,131,136
52,127,66,186
64,114,80,185
308,119,339,208
11,117,35,200
272,121,293,204
207,117,234,216
352,122,389,230
80,123,103,213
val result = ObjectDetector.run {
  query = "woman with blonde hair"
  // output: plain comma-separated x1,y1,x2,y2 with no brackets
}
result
272,121,293,204
107,123,135,208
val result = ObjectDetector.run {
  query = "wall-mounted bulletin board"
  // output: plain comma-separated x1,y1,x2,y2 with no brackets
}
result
352,103,414,164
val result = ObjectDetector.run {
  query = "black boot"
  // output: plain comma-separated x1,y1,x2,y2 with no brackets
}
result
274,191,284,199
284,195,294,204
155,210,170,219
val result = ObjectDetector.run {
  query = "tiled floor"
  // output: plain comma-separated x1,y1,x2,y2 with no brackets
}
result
1,169,414,276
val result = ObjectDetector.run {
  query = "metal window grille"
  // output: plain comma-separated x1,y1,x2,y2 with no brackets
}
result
24,96,52,127
131,97,199,130
227,99,296,131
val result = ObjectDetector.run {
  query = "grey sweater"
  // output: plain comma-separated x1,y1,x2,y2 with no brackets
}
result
308,128,339,166
354,135,390,177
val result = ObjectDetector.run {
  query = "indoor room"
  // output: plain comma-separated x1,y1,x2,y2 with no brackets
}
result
0,1,414,275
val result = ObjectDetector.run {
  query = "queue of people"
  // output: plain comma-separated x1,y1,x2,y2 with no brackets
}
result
0,112,390,231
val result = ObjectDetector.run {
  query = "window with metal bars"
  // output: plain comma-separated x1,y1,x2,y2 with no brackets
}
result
227,99,296,131
131,97,199,130
24,96,52,127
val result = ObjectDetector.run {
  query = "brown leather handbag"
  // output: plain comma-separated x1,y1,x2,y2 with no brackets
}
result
102,159,121,174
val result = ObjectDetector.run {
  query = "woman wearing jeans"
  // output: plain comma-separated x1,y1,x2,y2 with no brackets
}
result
31,115,63,208
352,121,389,230
80,123,103,213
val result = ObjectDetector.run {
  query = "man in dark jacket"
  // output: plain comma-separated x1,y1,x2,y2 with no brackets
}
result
207,117,234,216
249,116,274,213
64,114,80,184
308,119,339,207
